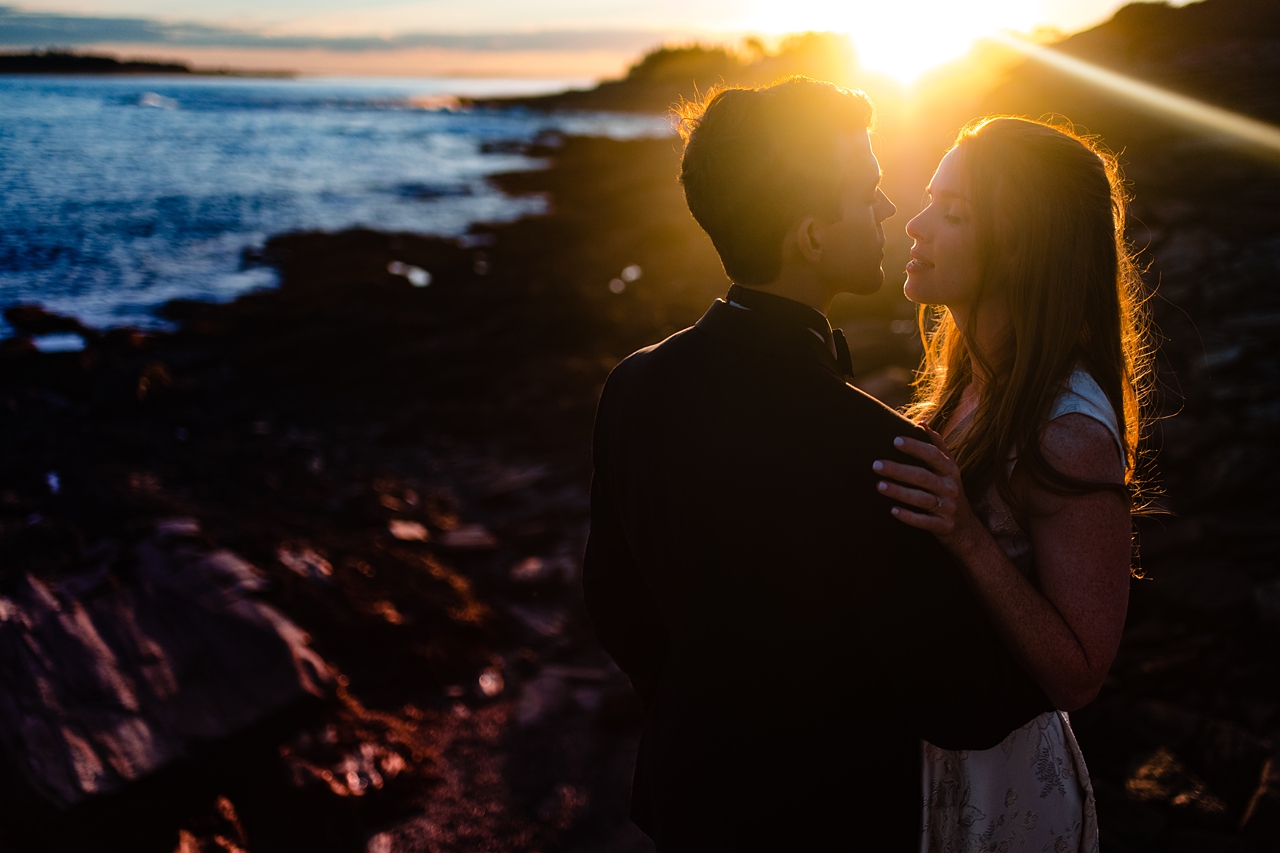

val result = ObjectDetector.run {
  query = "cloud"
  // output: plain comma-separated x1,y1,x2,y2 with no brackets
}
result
0,6,673,52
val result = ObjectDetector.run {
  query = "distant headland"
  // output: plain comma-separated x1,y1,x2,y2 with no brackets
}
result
0,49,294,77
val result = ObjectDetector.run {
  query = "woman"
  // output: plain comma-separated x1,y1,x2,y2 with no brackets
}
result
872,117,1152,852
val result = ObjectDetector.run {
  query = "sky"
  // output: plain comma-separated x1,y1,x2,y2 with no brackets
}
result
1,1,1199,79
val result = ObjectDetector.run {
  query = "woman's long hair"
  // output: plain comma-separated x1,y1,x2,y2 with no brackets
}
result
905,117,1153,518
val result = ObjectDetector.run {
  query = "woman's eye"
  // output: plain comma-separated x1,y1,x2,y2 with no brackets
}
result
944,214,962,224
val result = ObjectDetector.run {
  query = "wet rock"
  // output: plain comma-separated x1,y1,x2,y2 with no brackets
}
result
1241,756,1280,848
1125,746,1231,828
1185,719,1274,812
0,534,331,808
155,517,201,539
276,545,333,579
486,465,547,496
536,783,589,830
506,604,566,638
200,549,269,594
387,520,429,542
438,524,497,550
509,555,575,586
515,673,567,728
173,796,249,853
285,738,409,798
365,832,394,853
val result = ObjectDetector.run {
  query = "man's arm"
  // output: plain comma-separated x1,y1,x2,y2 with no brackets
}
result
581,372,668,705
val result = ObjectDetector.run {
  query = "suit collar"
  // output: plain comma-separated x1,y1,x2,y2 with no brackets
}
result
695,298,854,381
725,284,833,345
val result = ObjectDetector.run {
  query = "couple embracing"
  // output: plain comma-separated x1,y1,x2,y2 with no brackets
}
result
583,77,1149,852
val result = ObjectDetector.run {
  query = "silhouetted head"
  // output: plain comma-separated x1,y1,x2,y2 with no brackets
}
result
676,77,893,297
905,116,1153,513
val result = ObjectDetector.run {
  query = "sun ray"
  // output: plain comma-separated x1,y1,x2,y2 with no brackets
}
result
990,32,1280,156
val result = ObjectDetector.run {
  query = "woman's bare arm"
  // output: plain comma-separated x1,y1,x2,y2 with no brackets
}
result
873,415,1130,711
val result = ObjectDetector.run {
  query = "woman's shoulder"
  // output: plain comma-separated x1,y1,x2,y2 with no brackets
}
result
1045,368,1125,473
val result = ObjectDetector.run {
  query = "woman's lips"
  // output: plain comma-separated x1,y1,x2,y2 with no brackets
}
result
906,254,934,271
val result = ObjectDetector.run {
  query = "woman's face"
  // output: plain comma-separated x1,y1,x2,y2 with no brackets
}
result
904,147,982,311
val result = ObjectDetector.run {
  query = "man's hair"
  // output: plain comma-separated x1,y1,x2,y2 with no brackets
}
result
675,76,874,286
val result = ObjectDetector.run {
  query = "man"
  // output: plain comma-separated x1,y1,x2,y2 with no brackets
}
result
582,78,1048,851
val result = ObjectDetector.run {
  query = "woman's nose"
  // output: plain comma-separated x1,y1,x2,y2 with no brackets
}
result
905,211,926,241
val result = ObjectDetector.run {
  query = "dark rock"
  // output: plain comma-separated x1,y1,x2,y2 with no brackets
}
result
1147,562,1255,616
0,533,331,807
3,305,93,339
1124,746,1231,829
515,672,567,728
1241,756,1280,849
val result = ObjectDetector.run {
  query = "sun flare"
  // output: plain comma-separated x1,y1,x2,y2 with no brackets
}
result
742,0,1039,83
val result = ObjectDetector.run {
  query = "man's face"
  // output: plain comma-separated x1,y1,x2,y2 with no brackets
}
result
813,131,897,296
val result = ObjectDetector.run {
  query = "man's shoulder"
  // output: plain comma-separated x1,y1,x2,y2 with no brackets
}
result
609,329,924,431
605,326,703,388
623,325,700,364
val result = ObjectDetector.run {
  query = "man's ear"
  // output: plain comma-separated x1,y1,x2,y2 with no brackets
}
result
795,216,822,264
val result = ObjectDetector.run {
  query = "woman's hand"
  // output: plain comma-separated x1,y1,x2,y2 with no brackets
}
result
873,425,982,554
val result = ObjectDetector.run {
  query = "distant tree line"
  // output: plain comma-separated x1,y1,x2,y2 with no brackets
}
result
466,33,860,114
0,50,193,74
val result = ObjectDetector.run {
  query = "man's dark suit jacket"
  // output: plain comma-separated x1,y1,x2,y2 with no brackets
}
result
583,293,1050,852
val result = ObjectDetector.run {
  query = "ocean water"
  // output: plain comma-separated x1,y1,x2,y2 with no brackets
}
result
0,76,670,339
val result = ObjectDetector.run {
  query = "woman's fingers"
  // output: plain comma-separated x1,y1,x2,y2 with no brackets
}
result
877,479,949,512
880,426,969,541
872,458,960,504
893,435,954,472
871,458,943,490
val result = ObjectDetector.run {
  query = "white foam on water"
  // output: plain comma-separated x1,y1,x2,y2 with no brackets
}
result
32,333,86,352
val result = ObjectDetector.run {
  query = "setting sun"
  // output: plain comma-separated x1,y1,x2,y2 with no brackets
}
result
741,0,1040,82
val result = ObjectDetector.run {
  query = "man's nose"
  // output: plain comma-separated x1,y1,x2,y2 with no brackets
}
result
876,189,897,222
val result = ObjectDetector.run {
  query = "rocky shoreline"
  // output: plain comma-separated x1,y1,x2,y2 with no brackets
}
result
0,134,739,852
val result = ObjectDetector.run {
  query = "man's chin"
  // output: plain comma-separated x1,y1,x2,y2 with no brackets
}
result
848,268,885,296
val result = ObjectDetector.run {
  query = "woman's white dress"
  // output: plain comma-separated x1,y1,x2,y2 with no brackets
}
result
919,369,1121,853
